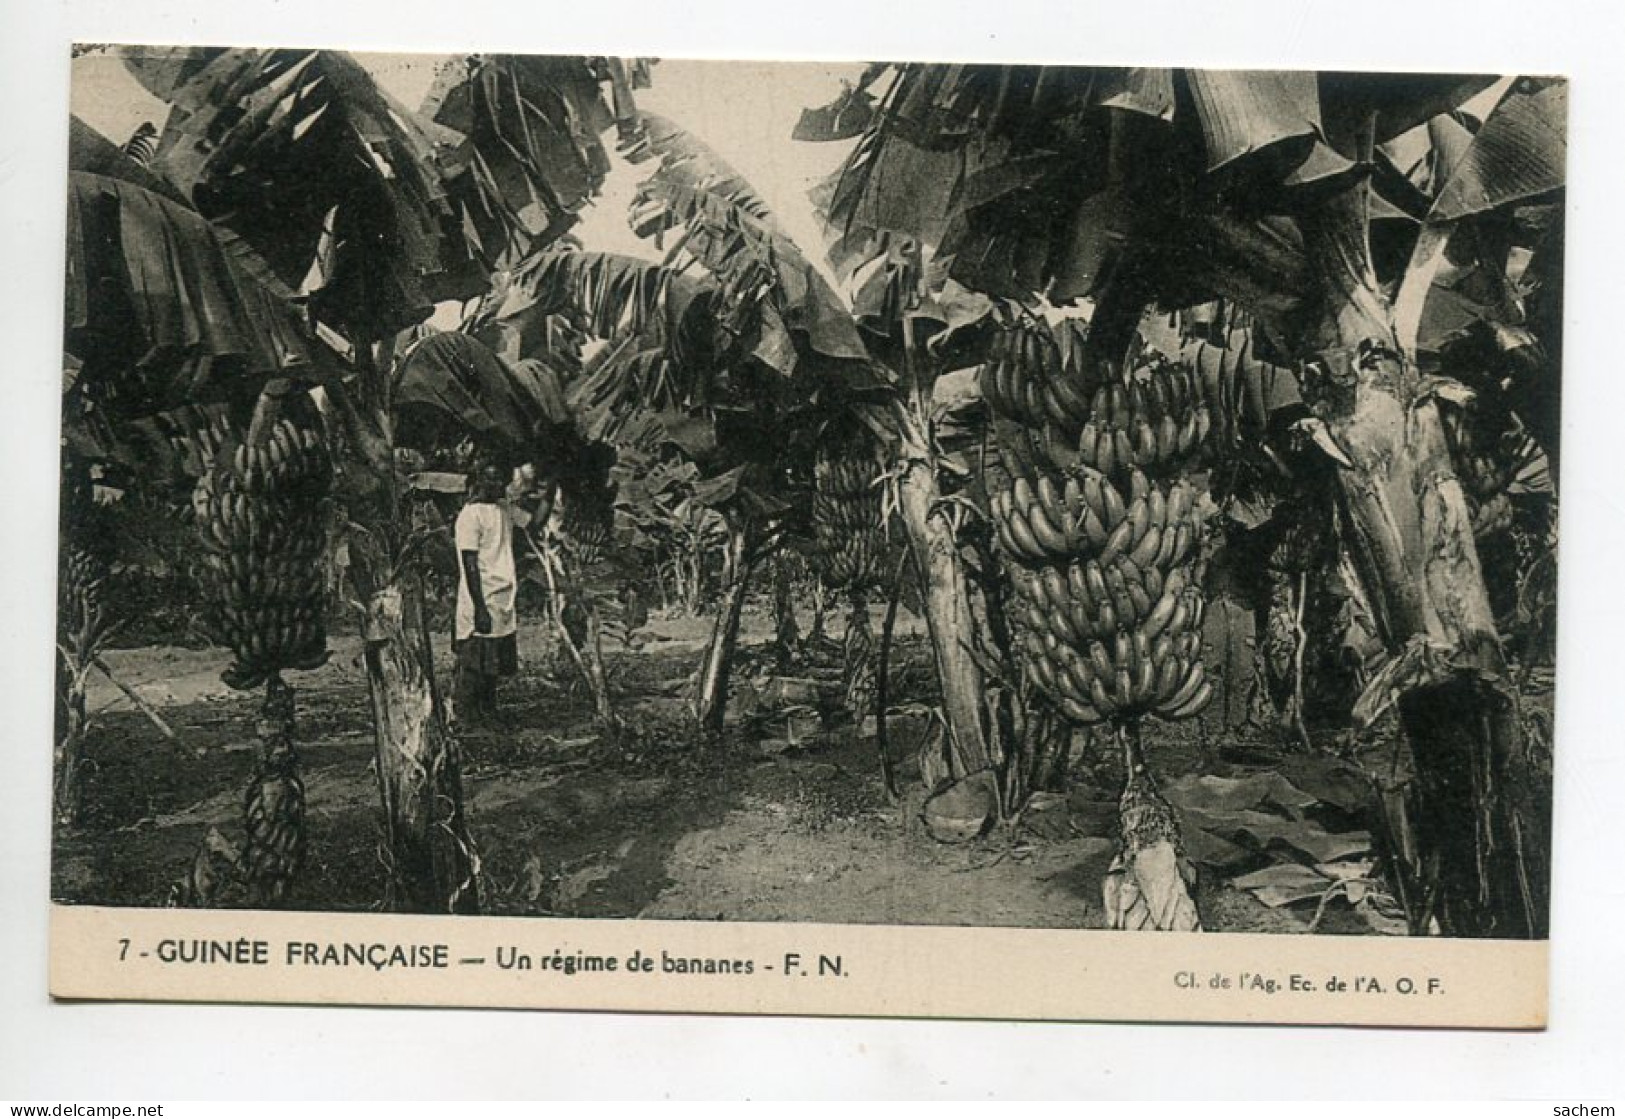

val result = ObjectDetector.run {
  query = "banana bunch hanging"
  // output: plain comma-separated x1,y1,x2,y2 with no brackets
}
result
1001,469,1211,724
982,324,1212,480
191,417,332,691
980,319,1215,729
812,451,891,590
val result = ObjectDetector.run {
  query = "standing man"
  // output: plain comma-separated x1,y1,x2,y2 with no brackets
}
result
454,459,544,727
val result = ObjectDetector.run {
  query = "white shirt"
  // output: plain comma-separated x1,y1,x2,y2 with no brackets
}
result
454,500,531,640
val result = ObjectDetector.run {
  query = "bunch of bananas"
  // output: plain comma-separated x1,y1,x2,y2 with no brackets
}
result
59,543,108,642
813,455,890,589
561,504,612,563
980,320,1214,730
145,404,233,482
980,321,1097,436
558,472,617,565
990,469,1200,570
999,469,1211,724
241,678,304,903
1075,362,1212,478
981,326,1213,482
242,748,305,902
192,418,332,690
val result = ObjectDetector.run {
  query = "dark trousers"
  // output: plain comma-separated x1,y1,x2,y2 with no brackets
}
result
454,634,517,726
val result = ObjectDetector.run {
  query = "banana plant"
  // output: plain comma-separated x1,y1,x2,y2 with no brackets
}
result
94,46,629,914
623,107,1045,813
392,328,626,732
61,112,338,897
811,65,1562,938
472,242,852,737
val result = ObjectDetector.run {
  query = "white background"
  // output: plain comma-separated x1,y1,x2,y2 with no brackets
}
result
3,0,1622,1101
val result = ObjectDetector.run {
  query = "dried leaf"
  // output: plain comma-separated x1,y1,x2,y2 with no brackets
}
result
1182,806,1372,865
1352,637,1460,728
1356,896,1410,935
1104,842,1202,931
1231,863,1330,908
1179,823,1254,872
1165,772,1318,820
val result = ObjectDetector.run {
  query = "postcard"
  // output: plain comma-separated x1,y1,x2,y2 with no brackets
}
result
51,48,1562,1027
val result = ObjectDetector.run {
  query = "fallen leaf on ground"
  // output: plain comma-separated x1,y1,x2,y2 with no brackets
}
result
1231,863,1330,908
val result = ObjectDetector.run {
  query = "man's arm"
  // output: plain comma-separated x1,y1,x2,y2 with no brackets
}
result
461,550,492,635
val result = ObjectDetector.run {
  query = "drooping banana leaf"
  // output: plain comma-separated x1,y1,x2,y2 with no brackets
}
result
628,112,869,371
1183,70,1319,181
393,329,600,490
394,331,537,449
64,168,334,418
1393,78,1567,355
125,47,489,343
422,54,619,268
816,65,1502,312
1316,71,1499,146
484,246,789,427
495,248,723,368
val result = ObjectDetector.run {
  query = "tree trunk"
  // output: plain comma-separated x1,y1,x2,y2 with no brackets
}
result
328,357,480,915
692,520,752,738
1294,184,1548,937
241,675,305,906
539,545,617,731
841,589,876,726
874,556,904,801
1022,695,1074,796
578,598,616,729
808,580,829,645
771,557,801,670
53,651,88,827
360,577,480,914
894,444,994,783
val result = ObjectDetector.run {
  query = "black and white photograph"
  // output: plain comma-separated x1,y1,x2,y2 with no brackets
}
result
48,46,1564,1021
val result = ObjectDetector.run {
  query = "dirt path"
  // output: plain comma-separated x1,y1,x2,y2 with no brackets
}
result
57,605,1415,935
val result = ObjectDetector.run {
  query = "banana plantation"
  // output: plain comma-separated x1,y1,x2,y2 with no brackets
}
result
55,51,1562,937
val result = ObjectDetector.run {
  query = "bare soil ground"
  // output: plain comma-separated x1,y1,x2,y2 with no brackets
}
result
53,605,1471,934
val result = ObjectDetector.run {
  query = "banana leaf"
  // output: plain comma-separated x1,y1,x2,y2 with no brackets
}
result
120,45,228,101
821,64,1505,311
64,169,333,417
126,47,489,343
1393,78,1568,353
1424,113,1478,197
1429,78,1566,223
423,54,618,266
67,115,188,207
393,330,594,489
819,65,1326,304
629,113,869,370
814,129,962,274
394,331,536,448
1094,68,1177,121
494,249,723,375
1317,71,1499,145
1183,70,1319,182
792,71,880,141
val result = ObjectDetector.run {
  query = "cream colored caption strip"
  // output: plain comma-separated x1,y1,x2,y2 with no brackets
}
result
52,904,1547,1028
